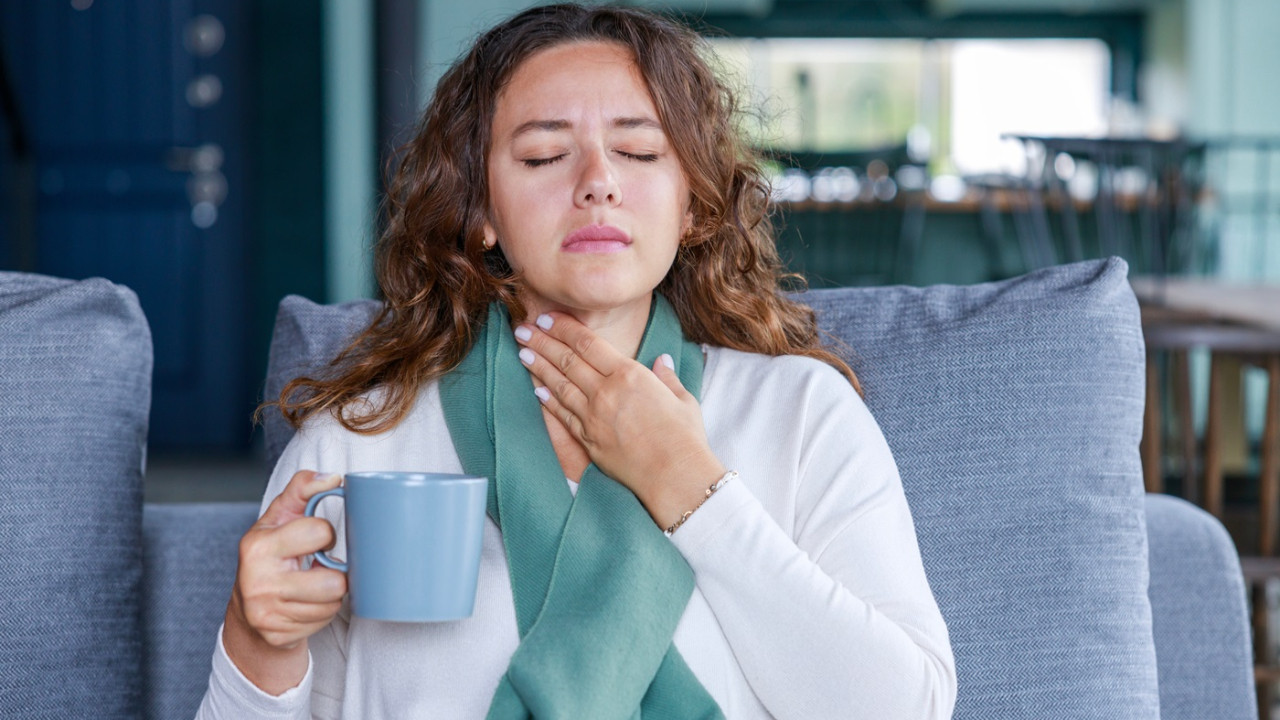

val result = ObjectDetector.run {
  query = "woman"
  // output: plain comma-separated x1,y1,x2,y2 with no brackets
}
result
199,4,955,718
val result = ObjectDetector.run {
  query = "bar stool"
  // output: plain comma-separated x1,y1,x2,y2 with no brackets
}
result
1142,318,1280,549
1142,313,1280,720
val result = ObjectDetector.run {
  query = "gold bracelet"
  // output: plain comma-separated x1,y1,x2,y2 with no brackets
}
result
664,470,737,537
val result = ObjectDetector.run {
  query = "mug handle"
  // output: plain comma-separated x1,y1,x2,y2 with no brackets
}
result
304,488,348,572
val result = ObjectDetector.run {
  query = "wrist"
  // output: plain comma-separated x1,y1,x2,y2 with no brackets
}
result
643,455,728,530
662,469,737,536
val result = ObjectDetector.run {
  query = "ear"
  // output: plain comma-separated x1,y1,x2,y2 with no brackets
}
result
680,207,694,240
482,221,498,249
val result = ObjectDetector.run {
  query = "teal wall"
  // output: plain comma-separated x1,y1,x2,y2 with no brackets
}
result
1186,0,1280,282
322,0,377,303
419,0,529,100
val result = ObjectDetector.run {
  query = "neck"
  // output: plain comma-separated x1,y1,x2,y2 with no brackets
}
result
516,294,653,360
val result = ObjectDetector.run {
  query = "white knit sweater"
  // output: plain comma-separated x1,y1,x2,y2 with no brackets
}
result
197,346,956,719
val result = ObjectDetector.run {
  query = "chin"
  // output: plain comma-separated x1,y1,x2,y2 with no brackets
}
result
538,275,655,311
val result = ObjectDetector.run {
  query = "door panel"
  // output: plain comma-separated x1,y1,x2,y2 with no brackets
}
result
2,0,250,451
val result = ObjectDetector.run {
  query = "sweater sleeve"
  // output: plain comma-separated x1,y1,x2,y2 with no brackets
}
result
195,417,352,720
669,357,957,720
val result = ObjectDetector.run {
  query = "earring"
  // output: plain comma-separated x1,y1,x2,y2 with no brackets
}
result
483,237,496,250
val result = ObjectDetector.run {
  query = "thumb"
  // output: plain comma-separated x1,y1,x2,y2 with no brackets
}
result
652,354,690,398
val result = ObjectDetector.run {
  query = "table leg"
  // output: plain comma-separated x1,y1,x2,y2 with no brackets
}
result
1143,354,1164,494
1206,352,1224,519
1262,355,1280,557
1174,349,1197,503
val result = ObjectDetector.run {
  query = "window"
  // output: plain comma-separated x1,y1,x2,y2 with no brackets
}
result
707,37,1112,176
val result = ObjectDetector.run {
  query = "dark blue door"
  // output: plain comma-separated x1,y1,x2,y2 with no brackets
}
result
1,0,251,451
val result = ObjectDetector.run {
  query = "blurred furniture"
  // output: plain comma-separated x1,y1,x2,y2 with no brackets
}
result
1003,135,1208,277
999,135,1280,283
1140,315,1280,544
1134,277,1280,719
965,172,1054,274
767,143,929,285
0,262,1256,719
1135,276,1280,546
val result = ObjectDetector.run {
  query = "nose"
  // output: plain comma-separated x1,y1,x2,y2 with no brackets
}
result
574,149,621,208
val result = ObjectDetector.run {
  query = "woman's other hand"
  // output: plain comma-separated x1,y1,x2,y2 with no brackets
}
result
222,470,347,695
515,313,725,529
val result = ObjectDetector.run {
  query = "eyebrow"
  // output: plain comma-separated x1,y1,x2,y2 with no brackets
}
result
509,116,663,139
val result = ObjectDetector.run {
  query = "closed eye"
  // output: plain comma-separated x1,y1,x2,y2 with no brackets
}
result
618,151,659,162
522,154,567,168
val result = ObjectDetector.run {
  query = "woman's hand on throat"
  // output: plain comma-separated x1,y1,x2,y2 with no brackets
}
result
513,312,725,528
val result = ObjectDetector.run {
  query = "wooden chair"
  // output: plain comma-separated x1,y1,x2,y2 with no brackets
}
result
1142,316,1280,548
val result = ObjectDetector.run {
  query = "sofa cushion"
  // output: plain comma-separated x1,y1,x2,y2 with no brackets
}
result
263,258,1158,718
1144,493,1253,720
0,272,151,718
805,257,1157,718
263,296,378,468
142,502,260,720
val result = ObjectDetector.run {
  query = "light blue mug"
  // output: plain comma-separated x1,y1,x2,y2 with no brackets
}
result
305,472,488,622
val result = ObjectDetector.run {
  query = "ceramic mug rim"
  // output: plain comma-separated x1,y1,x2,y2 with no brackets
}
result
344,471,486,487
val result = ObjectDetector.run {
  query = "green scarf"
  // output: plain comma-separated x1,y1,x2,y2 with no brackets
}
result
439,294,724,720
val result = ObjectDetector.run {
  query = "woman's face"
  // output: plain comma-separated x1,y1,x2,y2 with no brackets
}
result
484,41,692,319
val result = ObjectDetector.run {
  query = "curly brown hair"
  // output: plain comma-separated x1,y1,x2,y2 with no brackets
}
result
275,3,859,434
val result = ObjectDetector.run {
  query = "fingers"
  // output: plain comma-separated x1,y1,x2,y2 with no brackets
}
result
278,598,346,626
534,383,586,443
236,592,345,650
652,353,692,400
259,470,343,527
266,516,337,559
234,513,348,650
280,566,347,604
519,338,592,420
514,313,624,386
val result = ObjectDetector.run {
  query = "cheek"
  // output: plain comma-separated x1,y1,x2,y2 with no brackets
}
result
630,172,689,224
488,178,542,244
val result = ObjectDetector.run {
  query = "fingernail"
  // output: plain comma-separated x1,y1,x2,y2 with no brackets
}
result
660,353,674,370
519,348,535,366
534,386,551,402
536,314,554,330
514,325,532,342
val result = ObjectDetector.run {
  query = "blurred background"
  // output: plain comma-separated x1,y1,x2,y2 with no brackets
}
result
2,0,1280,711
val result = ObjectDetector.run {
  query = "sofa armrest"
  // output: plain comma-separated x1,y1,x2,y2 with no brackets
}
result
1146,493,1256,720
141,502,259,720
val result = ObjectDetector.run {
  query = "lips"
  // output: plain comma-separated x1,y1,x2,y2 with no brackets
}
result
561,225,631,254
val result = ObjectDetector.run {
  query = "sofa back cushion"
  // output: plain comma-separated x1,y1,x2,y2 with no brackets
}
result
142,502,259,720
263,257,1158,718
263,297,378,466
1144,493,1254,720
805,257,1158,718
0,273,151,718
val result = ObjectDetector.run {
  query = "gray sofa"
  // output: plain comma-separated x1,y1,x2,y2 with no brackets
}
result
0,258,1255,719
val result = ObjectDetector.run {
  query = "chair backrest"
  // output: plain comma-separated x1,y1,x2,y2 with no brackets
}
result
263,258,1161,718
0,272,151,719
